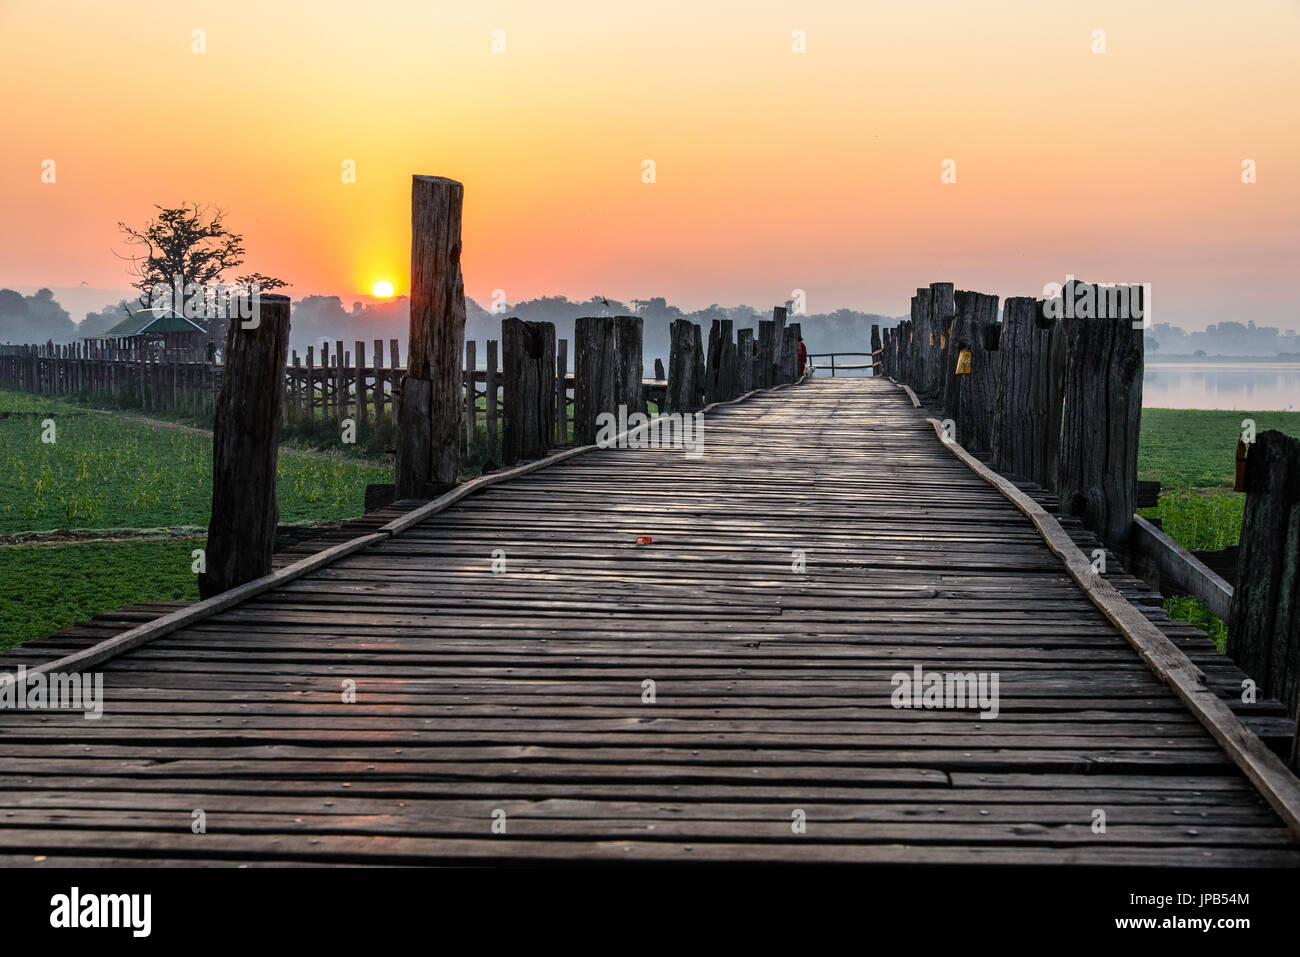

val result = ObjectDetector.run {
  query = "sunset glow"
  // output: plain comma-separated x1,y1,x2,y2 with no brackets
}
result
1,1,1297,328
372,280,395,299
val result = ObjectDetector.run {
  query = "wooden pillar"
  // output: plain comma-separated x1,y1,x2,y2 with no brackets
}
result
396,175,467,498
199,294,291,599
707,321,728,403
706,319,736,404
290,352,301,422
352,341,366,433
770,306,787,387
958,295,1001,454
485,339,499,446
389,338,401,429
555,338,568,443
573,316,616,445
737,328,755,392
757,320,775,389
779,326,797,384
501,318,556,465
464,339,477,450
305,346,316,422
654,357,665,381
786,322,801,381
992,296,1066,490
371,339,384,425
871,324,882,376
1227,430,1300,725
614,315,645,419
334,339,346,422
319,341,331,419
931,282,955,403
666,318,702,413
1058,281,1144,544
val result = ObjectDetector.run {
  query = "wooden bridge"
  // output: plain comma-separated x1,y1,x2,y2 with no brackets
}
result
3,377,1298,866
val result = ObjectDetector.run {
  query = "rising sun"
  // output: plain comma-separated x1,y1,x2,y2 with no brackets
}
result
372,280,395,298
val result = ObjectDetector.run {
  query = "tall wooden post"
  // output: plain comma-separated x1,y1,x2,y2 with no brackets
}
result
706,319,735,403
757,320,775,388
200,294,291,599
573,316,616,445
614,315,645,419
787,322,801,380
464,339,477,450
1227,430,1300,725
555,338,568,443
397,175,466,498
931,282,955,403
501,318,556,465
485,339,499,446
992,296,1066,490
737,328,755,392
373,339,385,424
719,319,737,397
958,295,1001,454
666,318,701,413
1058,281,1144,543
355,341,368,433
770,307,788,387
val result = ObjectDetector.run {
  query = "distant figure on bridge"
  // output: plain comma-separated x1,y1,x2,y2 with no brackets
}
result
797,333,807,376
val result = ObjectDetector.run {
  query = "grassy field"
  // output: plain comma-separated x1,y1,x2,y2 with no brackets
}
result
1137,408,1300,649
0,538,202,651
1138,408,1300,488
0,391,390,535
1,389,390,648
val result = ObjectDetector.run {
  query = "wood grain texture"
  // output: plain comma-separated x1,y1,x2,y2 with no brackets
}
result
200,293,290,599
500,318,555,465
397,175,466,495
1058,281,1144,544
1,378,1295,865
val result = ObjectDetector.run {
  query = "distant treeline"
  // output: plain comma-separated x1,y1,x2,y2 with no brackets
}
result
462,296,901,365
6,287,1299,362
1146,321,1299,357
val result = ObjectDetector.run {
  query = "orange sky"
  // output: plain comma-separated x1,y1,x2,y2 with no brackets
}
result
1,0,1297,327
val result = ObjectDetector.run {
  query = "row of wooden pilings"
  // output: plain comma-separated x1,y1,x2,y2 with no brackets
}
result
880,280,1144,545
198,175,805,599
880,280,1299,765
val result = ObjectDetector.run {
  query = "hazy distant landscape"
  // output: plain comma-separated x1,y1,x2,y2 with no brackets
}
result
5,285,1300,369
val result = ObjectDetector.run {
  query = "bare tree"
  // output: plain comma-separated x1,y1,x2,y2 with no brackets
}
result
235,272,291,293
116,203,246,307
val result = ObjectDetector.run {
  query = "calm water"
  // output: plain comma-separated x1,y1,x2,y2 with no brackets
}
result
1143,362,1300,411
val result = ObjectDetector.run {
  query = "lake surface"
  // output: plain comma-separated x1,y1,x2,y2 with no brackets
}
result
1143,362,1300,411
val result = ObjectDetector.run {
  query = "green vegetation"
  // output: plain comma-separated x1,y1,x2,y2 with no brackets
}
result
1,388,391,648
1139,489,1244,552
1137,408,1300,488
1137,409,1300,652
0,390,390,535
0,538,201,651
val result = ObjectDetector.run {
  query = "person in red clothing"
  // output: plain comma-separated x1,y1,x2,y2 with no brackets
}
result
797,334,808,376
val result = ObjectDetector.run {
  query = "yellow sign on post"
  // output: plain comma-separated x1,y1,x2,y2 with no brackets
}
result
956,349,973,375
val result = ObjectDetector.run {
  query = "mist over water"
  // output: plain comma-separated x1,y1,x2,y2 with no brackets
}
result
1143,362,1300,411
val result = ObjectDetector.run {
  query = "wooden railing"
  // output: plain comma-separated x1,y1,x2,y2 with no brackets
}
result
806,352,875,376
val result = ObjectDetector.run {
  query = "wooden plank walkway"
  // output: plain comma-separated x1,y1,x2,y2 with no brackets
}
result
1,377,1298,866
